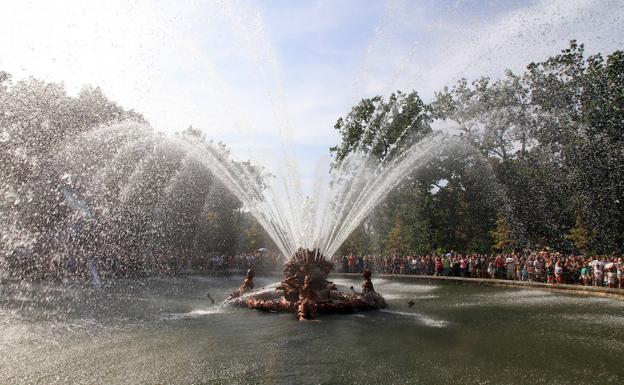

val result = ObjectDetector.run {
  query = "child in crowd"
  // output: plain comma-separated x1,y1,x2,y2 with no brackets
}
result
580,263,590,286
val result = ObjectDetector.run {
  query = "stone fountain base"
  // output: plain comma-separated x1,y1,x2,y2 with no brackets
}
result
227,248,386,320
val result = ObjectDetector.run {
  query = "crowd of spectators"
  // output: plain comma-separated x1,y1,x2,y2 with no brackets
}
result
332,251,624,289
1,248,283,281
201,251,282,274
7,246,624,290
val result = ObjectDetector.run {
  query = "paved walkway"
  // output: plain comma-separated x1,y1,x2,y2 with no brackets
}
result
331,273,624,299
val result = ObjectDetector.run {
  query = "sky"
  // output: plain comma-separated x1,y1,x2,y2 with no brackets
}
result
1,0,623,191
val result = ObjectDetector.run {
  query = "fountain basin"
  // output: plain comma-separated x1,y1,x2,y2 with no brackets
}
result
1,274,623,384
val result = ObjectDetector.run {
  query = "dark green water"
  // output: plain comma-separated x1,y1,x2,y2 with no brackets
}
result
1,275,623,384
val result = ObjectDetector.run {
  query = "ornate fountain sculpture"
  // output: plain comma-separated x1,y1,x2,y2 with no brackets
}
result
227,248,386,320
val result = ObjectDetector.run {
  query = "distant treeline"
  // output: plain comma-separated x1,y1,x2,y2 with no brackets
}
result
333,41,624,256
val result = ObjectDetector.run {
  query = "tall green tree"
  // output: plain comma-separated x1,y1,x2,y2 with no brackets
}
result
330,90,432,163
385,215,408,257
490,210,516,253
525,41,624,252
331,41,623,255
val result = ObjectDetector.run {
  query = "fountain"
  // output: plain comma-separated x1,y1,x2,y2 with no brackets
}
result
48,119,456,319
0,0,505,323
29,117,454,319
1,0,622,381
228,248,386,320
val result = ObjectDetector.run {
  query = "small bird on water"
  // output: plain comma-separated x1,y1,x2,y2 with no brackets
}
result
407,300,415,308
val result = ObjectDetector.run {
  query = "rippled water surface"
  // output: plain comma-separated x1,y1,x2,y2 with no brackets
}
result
1,275,623,384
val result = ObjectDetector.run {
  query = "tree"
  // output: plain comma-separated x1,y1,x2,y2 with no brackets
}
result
566,214,592,254
385,215,408,257
0,70,265,278
338,224,369,256
490,211,516,253
428,41,624,253
330,90,432,164
329,41,624,255
525,41,624,252
431,72,533,161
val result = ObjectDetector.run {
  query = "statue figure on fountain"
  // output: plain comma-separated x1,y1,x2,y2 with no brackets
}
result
227,267,255,300
297,275,318,320
361,269,375,293
228,248,386,320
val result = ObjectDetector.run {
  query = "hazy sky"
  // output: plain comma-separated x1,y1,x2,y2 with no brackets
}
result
2,0,623,189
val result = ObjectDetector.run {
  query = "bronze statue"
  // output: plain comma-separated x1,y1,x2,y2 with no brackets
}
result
227,268,255,300
361,269,375,293
297,275,318,320
227,249,386,320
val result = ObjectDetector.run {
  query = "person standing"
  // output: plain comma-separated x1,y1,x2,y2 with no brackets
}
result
546,257,555,284
460,255,468,277
442,256,450,276
534,256,543,282
495,255,505,279
607,269,616,288
348,255,356,273
580,263,590,286
341,255,349,273
505,255,515,280
554,259,563,284
435,256,443,276
487,261,495,279
592,257,603,286
526,258,535,281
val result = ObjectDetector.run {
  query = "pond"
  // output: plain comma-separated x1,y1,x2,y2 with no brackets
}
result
1,275,623,384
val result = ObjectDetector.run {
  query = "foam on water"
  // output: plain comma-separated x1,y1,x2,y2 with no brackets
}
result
162,306,229,320
456,289,624,309
185,308,229,317
374,279,439,293
379,309,449,328
382,293,439,300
